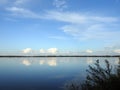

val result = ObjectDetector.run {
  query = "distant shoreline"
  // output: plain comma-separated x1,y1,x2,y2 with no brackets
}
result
0,55,120,57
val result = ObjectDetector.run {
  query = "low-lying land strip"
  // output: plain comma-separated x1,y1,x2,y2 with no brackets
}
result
0,55,120,57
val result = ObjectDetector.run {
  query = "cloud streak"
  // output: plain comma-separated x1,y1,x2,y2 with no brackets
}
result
53,0,67,11
6,7,41,18
4,0,120,43
45,11,118,24
49,36,67,40
0,0,30,7
45,11,120,41
14,0,29,6
5,7,120,43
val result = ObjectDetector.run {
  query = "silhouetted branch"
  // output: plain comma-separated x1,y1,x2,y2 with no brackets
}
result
64,59,120,90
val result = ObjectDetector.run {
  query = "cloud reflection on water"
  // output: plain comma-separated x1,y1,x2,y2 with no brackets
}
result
22,59,31,66
39,58,57,66
21,57,120,68
86,57,94,64
22,58,57,67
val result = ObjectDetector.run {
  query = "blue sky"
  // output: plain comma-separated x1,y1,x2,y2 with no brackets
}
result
0,0,120,55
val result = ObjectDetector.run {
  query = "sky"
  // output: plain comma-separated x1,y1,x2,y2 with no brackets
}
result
0,0,120,55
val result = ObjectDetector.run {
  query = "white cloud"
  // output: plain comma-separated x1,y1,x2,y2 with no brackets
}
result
22,48,59,54
49,36,67,40
46,11,118,24
5,4,120,43
1,0,34,19
39,48,58,54
45,11,120,41
46,11,87,24
1,0,30,6
47,48,58,54
22,60,31,66
0,0,30,8
114,49,120,53
92,16,118,23
40,49,46,53
14,0,29,6
53,0,67,11
6,7,41,18
61,24,83,37
22,48,32,53
86,49,93,53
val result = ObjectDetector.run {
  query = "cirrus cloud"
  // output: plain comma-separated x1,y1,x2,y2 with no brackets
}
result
53,0,67,11
14,0,30,6
4,0,120,44
6,7,41,18
45,10,120,42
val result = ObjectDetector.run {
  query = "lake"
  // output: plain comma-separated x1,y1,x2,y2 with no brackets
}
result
0,57,119,90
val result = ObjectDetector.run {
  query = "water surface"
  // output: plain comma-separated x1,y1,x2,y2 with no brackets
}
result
0,57,119,90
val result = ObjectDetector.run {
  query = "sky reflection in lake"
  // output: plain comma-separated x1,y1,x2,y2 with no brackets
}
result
0,57,119,90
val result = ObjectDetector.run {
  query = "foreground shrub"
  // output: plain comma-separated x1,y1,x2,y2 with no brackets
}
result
64,59,120,90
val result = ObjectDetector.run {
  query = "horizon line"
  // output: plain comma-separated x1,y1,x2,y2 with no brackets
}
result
0,55,120,57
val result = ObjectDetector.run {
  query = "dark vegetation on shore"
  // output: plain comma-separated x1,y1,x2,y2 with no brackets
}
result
0,55,120,57
64,58,120,90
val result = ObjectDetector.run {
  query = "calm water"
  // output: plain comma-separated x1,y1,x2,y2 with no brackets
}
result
0,57,119,90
